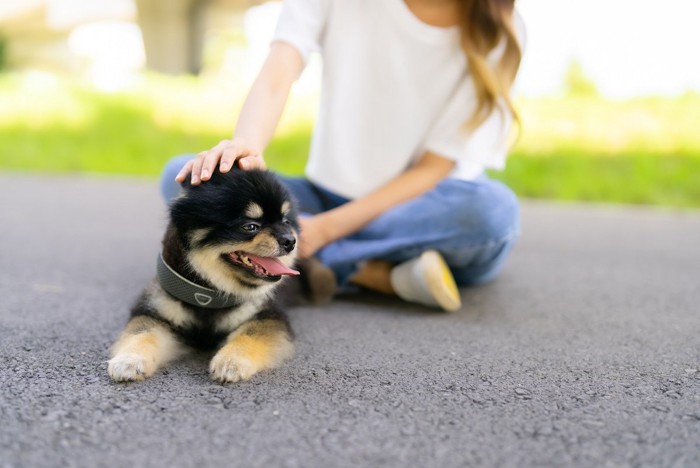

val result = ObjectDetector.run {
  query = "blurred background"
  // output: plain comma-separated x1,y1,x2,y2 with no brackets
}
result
0,0,698,207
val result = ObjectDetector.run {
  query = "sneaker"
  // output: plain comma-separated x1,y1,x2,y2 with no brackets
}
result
389,250,461,312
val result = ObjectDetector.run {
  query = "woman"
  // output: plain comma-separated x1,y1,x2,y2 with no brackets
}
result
163,0,524,311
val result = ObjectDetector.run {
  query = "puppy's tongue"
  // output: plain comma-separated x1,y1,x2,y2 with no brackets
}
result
247,254,299,276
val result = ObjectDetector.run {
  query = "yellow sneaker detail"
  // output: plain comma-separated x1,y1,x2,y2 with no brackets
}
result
421,251,461,312
390,250,462,312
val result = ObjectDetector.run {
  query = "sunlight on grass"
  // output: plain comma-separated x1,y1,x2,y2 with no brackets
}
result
515,95,700,158
0,73,92,129
0,72,316,176
495,94,700,206
0,72,698,207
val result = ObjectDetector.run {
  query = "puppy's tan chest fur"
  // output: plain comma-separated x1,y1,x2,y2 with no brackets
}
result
148,281,266,334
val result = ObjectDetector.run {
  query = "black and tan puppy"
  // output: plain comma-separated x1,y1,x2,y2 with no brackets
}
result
108,168,299,383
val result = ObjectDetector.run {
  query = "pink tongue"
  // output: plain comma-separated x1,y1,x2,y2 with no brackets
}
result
246,254,299,276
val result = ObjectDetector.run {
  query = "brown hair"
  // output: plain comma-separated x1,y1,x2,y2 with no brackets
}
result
458,0,522,130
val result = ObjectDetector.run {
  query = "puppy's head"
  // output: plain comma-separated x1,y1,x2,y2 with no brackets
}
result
170,168,299,296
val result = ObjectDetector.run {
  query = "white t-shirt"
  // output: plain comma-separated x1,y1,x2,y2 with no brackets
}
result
273,0,523,199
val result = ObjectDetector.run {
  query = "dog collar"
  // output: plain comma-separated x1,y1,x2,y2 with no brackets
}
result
156,254,240,309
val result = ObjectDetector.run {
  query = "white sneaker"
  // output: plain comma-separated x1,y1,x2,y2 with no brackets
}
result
389,250,461,312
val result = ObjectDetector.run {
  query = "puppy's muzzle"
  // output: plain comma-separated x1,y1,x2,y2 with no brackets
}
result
278,233,296,254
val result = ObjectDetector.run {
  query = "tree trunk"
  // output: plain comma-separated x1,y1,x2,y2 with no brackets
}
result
135,0,209,75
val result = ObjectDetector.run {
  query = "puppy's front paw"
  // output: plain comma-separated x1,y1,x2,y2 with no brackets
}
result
108,353,153,382
209,351,258,383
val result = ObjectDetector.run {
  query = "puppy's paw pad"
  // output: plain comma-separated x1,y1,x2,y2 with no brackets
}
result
209,354,257,383
108,353,150,382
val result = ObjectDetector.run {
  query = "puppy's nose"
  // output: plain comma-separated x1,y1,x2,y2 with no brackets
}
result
280,234,296,253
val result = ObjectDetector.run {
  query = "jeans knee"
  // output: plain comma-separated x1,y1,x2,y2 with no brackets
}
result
488,182,520,241
160,154,194,203
443,181,519,285
457,180,520,244
451,234,517,286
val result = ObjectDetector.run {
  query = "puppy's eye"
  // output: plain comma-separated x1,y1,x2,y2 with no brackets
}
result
242,223,260,233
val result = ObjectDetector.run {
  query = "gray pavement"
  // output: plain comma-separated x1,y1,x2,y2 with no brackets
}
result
1,172,699,468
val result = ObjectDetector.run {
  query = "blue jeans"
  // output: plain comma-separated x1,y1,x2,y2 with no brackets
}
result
161,155,520,287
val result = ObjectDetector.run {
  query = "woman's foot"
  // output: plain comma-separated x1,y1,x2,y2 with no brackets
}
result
391,250,462,311
351,250,462,312
297,257,337,305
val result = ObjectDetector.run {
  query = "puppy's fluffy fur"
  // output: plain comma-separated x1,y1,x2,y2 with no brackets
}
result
108,168,299,383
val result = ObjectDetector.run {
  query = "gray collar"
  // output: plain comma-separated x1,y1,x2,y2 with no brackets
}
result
156,254,240,309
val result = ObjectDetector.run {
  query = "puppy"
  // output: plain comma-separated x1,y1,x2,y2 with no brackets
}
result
108,168,299,383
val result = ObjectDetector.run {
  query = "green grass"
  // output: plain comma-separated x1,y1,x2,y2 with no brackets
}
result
498,95,700,207
1,72,699,208
0,72,311,176
495,151,700,207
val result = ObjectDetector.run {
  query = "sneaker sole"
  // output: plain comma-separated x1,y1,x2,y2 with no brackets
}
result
421,250,462,312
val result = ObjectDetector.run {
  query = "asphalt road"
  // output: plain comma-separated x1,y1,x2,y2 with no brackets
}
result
1,173,699,468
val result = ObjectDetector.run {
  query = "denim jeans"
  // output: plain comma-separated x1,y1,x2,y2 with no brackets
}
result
161,155,520,287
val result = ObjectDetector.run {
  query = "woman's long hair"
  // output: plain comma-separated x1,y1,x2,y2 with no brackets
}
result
458,0,522,130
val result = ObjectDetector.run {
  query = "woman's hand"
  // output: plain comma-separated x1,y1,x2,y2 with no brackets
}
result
173,42,304,186
175,138,267,185
298,215,334,259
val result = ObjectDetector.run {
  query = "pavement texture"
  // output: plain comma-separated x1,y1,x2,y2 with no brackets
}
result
1,173,699,468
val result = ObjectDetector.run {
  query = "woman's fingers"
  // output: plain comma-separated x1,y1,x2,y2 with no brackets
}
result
221,141,265,171
237,153,267,170
189,151,209,185
200,140,231,181
176,139,266,185
174,158,195,183
219,143,245,172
